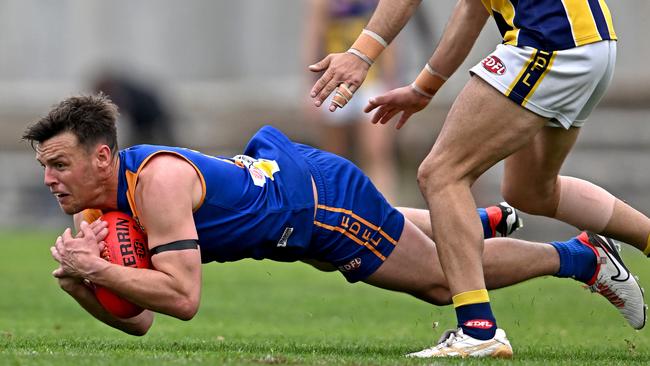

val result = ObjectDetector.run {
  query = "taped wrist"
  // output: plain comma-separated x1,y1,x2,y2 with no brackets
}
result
150,239,199,255
348,29,387,66
412,63,449,97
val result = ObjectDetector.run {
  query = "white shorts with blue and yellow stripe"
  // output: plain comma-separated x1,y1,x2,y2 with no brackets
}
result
470,40,616,129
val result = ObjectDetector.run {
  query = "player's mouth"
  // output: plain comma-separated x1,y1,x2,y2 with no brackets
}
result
53,192,70,201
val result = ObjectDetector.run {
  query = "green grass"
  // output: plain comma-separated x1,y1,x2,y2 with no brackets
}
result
1,230,650,365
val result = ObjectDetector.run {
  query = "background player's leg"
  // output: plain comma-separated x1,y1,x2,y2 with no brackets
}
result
363,219,560,305
502,126,650,253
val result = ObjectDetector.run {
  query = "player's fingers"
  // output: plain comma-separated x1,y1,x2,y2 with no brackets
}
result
370,105,390,124
396,112,413,130
310,64,334,99
96,227,109,242
80,220,96,241
54,235,64,252
330,83,355,111
308,54,332,73
379,109,400,125
52,268,64,278
50,246,62,263
363,98,381,114
62,227,74,241
317,79,341,108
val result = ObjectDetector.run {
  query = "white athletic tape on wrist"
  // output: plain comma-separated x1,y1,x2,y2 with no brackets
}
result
425,63,450,81
362,29,388,48
350,29,386,61
410,82,434,99
347,48,373,66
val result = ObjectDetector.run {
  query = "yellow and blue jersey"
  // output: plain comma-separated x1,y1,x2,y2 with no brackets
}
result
481,0,616,50
116,126,316,263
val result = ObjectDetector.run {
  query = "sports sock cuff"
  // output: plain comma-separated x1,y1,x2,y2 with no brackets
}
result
453,289,490,308
550,237,597,283
477,208,492,238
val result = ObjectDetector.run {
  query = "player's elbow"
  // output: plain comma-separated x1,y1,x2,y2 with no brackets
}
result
174,294,200,321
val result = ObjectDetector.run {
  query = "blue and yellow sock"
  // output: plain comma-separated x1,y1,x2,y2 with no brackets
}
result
453,289,497,340
550,236,597,283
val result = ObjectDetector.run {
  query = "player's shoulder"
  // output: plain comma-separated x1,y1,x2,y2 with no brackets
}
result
138,153,198,186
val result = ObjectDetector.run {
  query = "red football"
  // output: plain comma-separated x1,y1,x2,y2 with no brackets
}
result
94,211,151,318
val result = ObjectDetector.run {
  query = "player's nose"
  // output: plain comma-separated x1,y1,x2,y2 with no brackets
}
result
43,167,58,187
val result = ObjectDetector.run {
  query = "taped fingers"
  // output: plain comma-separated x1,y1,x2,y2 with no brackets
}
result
331,83,357,109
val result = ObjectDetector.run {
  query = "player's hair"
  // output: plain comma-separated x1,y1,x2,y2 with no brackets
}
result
22,93,119,155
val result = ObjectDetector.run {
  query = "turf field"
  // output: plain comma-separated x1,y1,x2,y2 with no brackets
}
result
1,230,650,365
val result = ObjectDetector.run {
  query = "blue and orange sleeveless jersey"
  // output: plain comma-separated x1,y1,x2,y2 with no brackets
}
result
481,0,616,50
115,126,316,263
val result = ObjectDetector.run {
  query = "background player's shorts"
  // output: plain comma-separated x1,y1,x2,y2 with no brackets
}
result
470,40,616,129
294,143,405,283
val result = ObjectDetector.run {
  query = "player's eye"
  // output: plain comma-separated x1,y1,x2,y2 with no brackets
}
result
54,162,66,170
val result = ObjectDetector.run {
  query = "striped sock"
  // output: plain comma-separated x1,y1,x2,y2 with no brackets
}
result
453,289,497,340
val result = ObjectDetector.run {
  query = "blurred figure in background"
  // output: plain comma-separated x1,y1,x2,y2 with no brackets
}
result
304,0,398,203
92,70,175,147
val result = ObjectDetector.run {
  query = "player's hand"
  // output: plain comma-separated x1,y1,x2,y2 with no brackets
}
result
309,52,370,111
364,85,432,129
51,221,108,279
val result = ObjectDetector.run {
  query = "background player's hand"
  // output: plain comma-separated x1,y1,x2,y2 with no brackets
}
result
309,52,370,111
364,85,432,129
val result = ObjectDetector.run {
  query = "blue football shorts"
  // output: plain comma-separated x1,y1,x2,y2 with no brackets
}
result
294,142,405,283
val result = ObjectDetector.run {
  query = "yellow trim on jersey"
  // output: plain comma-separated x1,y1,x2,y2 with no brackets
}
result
562,0,601,46
313,220,386,261
506,51,537,97
452,289,491,308
598,0,617,39
316,204,398,245
494,0,517,44
522,51,557,106
124,151,207,226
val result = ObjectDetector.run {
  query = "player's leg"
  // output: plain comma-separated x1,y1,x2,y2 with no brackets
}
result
362,218,558,305
416,76,547,341
358,116,398,203
501,44,650,254
398,203,521,240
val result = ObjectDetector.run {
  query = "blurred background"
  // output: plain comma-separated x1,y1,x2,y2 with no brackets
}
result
0,0,648,243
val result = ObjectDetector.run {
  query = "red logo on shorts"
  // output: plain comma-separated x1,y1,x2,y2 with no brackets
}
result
482,55,506,75
464,319,494,329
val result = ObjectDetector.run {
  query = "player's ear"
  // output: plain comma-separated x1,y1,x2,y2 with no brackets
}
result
95,144,113,169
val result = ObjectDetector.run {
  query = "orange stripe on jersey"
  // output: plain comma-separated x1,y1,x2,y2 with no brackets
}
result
313,220,386,261
316,204,398,245
124,151,207,226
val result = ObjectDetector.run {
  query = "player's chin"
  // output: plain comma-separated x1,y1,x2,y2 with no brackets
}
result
59,202,81,215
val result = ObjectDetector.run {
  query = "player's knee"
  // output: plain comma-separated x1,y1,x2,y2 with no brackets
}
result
417,159,447,194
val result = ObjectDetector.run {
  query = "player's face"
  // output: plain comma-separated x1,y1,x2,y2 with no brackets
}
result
36,132,104,215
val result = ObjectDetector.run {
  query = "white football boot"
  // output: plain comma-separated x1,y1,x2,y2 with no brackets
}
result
578,232,647,329
406,328,513,359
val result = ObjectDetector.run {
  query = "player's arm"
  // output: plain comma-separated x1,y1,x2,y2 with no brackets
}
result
309,0,421,111
56,275,154,336
53,155,203,320
365,0,489,128
365,0,422,44
51,219,154,336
